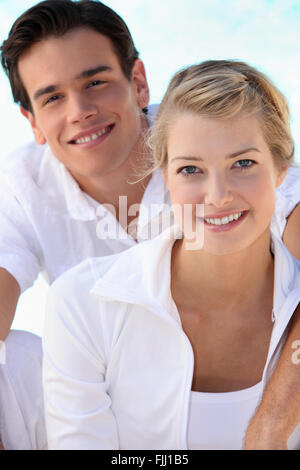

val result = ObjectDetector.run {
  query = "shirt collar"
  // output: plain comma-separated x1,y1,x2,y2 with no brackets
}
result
58,159,97,221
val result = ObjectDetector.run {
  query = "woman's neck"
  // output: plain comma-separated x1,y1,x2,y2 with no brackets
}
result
171,228,274,319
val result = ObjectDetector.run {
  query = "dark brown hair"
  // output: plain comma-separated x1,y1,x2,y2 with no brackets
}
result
1,0,139,111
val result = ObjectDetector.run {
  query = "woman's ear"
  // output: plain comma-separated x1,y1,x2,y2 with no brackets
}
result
276,165,288,188
20,107,47,145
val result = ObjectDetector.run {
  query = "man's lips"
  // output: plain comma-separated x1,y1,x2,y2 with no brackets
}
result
68,124,114,145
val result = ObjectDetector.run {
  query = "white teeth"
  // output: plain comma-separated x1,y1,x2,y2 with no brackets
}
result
74,127,108,144
204,212,243,225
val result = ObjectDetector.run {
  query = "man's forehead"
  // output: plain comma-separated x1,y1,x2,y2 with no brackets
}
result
18,27,119,71
18,27,121,94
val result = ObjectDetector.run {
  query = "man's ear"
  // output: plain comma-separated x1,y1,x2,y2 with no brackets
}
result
131,59,150,110
20,107,47,145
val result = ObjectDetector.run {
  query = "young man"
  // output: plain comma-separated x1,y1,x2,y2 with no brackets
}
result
0,0,299,450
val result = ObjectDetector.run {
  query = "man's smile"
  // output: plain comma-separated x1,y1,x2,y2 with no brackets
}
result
68,124,115,146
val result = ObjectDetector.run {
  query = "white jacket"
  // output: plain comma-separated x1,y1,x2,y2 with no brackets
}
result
43,227,300,450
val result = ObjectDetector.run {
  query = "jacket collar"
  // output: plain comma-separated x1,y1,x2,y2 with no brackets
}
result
91,227,300,323
90,225,179,314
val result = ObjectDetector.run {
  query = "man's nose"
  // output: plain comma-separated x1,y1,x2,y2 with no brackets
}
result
204,173,234,208
67,94,98,124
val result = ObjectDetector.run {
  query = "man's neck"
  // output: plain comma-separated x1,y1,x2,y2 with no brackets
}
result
74,164,151,212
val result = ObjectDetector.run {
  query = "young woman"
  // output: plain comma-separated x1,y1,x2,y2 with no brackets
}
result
43,60,300,450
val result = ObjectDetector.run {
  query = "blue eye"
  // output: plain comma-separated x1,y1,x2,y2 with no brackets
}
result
234,159,255,169
178,166,201,176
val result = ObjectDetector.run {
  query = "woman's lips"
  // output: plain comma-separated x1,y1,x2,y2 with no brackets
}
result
202,210,249,232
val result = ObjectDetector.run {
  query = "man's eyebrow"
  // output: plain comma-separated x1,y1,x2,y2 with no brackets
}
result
171,147,261,162
74,65,112,80
33,85,59,102
33,65,112,101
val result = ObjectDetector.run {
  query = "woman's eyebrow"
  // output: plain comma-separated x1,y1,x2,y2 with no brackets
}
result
227,147,261,159
171,147,261,162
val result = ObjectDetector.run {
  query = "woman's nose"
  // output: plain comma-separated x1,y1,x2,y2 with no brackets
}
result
204,173,234,208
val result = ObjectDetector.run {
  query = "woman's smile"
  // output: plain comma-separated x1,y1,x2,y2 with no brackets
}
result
202,210,249,232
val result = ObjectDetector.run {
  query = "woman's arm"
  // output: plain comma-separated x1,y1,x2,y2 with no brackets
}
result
244,303,300,449
43,269,119,450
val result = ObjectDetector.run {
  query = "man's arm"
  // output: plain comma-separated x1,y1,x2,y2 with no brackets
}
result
244,202,300,449
244,303,300,449
0,268,20,341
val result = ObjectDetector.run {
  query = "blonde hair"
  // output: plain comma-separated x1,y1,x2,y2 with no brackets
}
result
149,60,294,170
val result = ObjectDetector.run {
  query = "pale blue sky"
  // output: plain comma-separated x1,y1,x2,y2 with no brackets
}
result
0,0,299,335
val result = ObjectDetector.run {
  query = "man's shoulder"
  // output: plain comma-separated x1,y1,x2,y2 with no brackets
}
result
47,255,119,330
0,141,68,210
51,254,120,297
1,140,47,166
0,141,49,182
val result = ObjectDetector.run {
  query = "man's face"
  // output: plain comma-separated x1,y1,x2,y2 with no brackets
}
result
18,27,149,180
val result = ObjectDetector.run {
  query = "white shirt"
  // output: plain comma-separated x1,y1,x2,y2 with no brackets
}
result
187,383,263,450
271,164,300,239
43,227,300,449
0,330,47,450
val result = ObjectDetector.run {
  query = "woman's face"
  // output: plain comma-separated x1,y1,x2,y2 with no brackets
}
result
165,111,287,255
